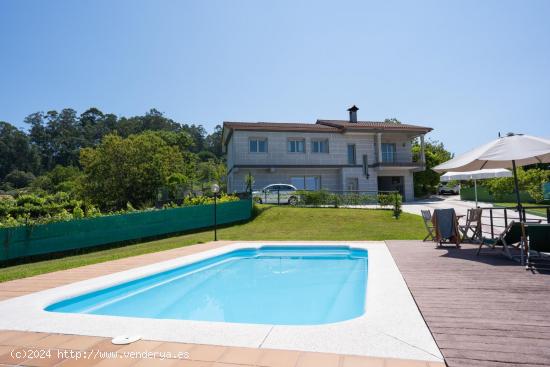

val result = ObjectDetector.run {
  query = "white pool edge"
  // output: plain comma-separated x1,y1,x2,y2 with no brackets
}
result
0,241,443,362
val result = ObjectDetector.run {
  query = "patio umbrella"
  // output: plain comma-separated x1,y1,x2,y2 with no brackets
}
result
440,169,513,207
433,134,550,219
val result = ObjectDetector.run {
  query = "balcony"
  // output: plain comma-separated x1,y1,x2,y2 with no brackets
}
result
371,161,425,170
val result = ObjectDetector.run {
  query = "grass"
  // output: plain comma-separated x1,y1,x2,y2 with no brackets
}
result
493,202,549,217
0,206,424,283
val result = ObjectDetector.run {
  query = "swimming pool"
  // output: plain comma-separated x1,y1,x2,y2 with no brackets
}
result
46,246,368,325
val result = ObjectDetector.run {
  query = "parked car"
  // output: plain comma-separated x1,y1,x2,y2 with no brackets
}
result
253,184,299,205
437,183,460,195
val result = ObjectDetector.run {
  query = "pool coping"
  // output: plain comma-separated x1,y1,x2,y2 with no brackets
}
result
0,241,443,363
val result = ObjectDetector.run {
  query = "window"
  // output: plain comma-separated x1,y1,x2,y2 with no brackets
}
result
312,139,329,153
291,176,321,190
279,185,295,191
347,144,356,164
381,143,396,162
288,139,305,153
249,138,267,153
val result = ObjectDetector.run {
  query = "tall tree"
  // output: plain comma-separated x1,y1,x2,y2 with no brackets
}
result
26,109,83,169
412,139,453,196
0,121,40,179
205,124,223,157
80,131,185,209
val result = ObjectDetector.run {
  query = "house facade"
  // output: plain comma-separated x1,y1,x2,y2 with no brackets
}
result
222,106,432,201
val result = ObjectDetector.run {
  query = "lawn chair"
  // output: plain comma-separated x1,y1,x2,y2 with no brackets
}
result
526,224,550,270
432,208,461,247
477,221,523,260
421,209,435,241
459,208,483,243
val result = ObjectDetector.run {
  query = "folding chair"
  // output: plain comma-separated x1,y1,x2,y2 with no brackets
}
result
459,208,483,243
478,221,523,260
421,209,435,242
433,208,461,247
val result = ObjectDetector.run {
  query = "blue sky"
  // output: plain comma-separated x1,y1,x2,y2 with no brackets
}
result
1,0,549,154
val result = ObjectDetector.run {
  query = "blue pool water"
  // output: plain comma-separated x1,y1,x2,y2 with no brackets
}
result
46,246,368,325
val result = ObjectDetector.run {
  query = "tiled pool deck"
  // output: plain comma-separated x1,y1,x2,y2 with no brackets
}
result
3,239,544,366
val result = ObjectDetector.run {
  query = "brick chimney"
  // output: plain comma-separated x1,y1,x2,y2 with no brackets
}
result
347,105,359,123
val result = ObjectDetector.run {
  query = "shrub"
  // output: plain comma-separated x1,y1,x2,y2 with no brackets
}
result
0,192,241,228
378,192,402,219
297,190,335,206
377,193,394,207
483,167,549,203
392,193,403,219
4,170,35,189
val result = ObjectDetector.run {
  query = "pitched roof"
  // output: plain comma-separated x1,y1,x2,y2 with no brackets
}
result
315,120,433,132
223,121,340,132
223,120,432,133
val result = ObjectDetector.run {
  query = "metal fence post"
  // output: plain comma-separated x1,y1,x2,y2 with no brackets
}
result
489,209,494,239
277,189,280,205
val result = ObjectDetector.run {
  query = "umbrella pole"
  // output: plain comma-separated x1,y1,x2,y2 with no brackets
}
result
474,179,478,208
512,159,527,266
512,160,522,220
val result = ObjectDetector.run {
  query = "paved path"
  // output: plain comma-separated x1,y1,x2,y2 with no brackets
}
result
387,240,550,367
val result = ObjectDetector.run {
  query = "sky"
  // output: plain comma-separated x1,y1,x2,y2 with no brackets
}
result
1,0,549,155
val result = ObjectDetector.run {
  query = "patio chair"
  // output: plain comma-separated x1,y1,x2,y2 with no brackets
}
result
526,224,550,270
477,221,523,260
421,209,435,242
432,208,461,247
459,208,483,243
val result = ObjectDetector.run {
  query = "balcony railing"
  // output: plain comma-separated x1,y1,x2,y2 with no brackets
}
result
371,161,424,168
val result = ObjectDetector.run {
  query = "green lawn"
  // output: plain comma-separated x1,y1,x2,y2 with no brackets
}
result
493,202,549,217
0,206,424,283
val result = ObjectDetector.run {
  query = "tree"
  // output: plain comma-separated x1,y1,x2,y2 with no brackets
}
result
412,139,453,196
80,132,185,209
0,121,40,179
483,167,549,203
3,170,36,189
205,124,224,157
384,118,402,124
115,109,180,137
181,124,207,153
25,109,83,169
31,165,83,195
198,160,227,190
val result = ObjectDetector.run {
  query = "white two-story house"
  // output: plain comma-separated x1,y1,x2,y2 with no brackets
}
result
222,106,431,201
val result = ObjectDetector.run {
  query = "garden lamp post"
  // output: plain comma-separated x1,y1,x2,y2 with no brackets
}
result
212,183,220,241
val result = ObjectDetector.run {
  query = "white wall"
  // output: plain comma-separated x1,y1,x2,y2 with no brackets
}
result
229,130,376,166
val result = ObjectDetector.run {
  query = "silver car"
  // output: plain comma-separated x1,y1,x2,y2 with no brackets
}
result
253,184,299,205
438,183,460,195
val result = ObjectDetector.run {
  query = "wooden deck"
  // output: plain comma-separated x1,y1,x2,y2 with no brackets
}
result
387,240,550,367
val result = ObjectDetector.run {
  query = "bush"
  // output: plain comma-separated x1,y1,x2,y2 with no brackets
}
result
377,193,394,207
483,167,549,203
297,190,335,206
377,192,402,218
391,193,403,219
4,170,36,189
0,192,241,228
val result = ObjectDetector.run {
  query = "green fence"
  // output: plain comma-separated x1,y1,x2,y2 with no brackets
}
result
0,199,251,262
460,187,535,203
